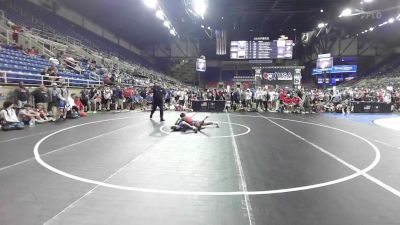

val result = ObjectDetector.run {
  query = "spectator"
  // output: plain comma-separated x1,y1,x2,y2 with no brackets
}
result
73,95,88,117
0,101,24,131
123,86,134,110
48,65,59,83
255,87,263,111
18,104,44,126
80,87,90,112
14,82,30,109
31,85,49,110
59,83,69,120
114,86,124,111
103,85,113,111
48,83,61,121
36,103,51,122
89,87,101,113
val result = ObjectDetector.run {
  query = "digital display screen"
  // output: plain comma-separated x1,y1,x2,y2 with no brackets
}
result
316,57,333,70
196,58,206,72
230,40,293,59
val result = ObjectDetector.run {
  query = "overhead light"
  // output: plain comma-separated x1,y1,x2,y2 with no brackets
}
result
170,29,176,36
207,26,211,30
397,14,400,20
364,29,368,32
201,25,205,28
339,8,352,17
320,9,324,13
163,20,171,28
156,10,164,20
143,0,157,9
388,18,395,23
363,0,373,3
317,23,326,28
193,0,208,18
369,27,374,31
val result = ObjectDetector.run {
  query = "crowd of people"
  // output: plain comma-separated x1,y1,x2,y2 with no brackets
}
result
0,80,193,131
227,86,400,114
1,81,400,131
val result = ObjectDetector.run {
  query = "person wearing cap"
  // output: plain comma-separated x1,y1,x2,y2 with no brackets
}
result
0,101,24,131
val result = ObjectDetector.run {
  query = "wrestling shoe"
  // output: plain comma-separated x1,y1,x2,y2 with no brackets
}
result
193,127,198,133
215,122,220,128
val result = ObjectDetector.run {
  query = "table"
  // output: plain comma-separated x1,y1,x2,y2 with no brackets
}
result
352,101,392,113
191,101,226,112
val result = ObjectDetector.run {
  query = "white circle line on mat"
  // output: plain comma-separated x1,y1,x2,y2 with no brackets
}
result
33,114,380,196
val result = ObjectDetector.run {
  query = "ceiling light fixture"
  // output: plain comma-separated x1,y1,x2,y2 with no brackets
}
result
388,18,395,23
317,23,327,28
163,20,171,28
143,0,157,9
339,8,352,17
193,0,208,19
156,10,164,20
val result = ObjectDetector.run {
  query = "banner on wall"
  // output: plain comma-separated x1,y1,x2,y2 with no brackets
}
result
259,68,299,86
312,65,357,75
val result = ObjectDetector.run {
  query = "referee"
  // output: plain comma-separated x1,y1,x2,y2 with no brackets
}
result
150,83,165,122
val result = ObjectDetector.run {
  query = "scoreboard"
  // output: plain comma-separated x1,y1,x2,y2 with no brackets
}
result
230,40,293,60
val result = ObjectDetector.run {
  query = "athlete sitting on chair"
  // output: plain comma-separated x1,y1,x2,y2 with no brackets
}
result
171,113,219,133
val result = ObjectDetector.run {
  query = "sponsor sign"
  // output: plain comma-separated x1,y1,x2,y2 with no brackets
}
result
312,65,357,75
260,68,298,86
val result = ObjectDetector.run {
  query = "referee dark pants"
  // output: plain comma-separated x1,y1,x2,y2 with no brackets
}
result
150,100,164,120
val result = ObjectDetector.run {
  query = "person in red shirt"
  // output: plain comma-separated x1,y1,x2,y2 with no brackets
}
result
74,96,87,117
171,113,219,133
123,86,134,110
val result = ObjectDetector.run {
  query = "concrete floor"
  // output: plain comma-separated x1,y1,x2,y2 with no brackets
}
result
0,111,400,225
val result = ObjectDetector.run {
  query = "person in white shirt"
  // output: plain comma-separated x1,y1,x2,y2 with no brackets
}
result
103,85,113,110
255,87,264,111
0,101,24,130
245,89,252,109
268,90,276,111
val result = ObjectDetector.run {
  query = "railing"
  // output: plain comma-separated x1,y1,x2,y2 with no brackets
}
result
0,70,102,88
0,10,181,86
